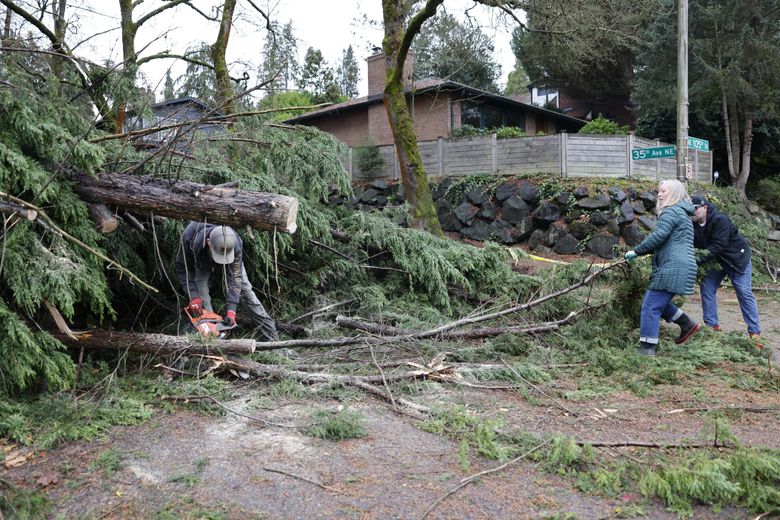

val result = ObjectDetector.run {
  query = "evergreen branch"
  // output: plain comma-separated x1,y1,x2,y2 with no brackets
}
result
413,261,626,338
87,104,331,144
0,192,158,293
0,45,92,87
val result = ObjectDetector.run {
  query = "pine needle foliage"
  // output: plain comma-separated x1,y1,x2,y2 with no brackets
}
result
0,480,50,520
0,391,151,448
422,406,507,461
0,69,112,393
639,449,780,517
305,409,367,440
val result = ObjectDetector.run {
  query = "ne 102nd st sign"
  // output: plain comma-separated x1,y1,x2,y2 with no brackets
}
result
631,145,676,160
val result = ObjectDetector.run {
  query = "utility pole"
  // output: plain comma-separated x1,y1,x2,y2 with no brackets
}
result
676,0,689,182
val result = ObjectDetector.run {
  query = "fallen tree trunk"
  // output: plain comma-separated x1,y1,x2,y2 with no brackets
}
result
0,200,37,221
88,203,118,234
72,172,298,233
53,330,256,355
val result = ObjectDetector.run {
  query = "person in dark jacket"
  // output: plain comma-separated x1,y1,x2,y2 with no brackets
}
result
175,222,278,341
624,180,700,356
690,195,761,343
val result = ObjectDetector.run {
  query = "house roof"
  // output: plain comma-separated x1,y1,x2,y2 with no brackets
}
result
284,78,586,126
151,97,225,117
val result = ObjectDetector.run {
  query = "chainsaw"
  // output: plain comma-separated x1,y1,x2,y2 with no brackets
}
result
184,307,237,338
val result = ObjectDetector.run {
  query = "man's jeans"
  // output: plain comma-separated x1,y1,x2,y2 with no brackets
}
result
640,289,685,344
194,263,278,341
700,260,761,334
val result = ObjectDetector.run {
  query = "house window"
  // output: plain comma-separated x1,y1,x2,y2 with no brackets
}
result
460,100,526,131
461,101,481,128
482,105,503,129
505,111,525,129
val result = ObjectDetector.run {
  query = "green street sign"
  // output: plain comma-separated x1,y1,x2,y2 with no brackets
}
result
632,145,676,160
687,136,709,151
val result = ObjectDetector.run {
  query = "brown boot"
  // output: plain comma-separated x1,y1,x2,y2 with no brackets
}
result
674,314,701,344
749,333,764,349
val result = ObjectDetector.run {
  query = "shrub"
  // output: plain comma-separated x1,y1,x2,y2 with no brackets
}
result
450,124,486,138
496,126,526,139
579,115,630,135
749,177,780,214
353,137,384,178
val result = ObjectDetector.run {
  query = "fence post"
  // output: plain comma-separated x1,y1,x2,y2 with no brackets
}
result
627,132,634,178
560,131,568,178
655,139,661,181
438,137,444,176
347,147,353,179
491,133,498,174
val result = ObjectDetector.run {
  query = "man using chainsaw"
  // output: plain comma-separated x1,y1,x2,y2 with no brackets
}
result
175,222,278,341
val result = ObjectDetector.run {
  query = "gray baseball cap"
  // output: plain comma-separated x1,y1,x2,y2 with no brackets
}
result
208,226,237,264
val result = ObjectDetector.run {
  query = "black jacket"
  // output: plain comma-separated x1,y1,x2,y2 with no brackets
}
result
175,222,243,311
693,203,751,274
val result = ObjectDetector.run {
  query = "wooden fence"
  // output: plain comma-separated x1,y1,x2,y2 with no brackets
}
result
346,133,713,183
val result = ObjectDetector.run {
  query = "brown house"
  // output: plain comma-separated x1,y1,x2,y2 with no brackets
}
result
285,53,585,147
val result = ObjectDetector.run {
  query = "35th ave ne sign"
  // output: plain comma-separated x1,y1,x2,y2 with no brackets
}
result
631,145,676,160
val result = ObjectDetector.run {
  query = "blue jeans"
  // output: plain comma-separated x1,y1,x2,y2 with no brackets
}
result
640,289,685,344
700,260,761,334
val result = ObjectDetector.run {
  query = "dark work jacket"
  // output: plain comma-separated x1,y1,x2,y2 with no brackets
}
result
693,203,751,275
175,222,243,312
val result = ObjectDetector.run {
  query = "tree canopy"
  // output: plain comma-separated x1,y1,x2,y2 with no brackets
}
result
411,10,501,92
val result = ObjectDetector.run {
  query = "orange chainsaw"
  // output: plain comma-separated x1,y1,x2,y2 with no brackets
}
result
184,307,237,338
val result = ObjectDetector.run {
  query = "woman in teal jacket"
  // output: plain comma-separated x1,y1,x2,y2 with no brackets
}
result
624,179,700,356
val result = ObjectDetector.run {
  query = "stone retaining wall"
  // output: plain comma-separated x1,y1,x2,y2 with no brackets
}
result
331,178,780,259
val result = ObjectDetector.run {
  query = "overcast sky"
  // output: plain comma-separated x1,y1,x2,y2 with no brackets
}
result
60,0,518,99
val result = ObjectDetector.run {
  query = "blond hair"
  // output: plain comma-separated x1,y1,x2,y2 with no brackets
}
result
656,179,690,214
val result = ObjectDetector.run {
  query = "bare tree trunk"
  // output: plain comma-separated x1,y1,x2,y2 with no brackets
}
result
381,0,443,236
211,0,237,116
736,114,753,195
720,89,737,183
727,99,741,183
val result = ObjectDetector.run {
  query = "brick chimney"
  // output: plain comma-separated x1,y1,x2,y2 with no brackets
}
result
366,50,413,96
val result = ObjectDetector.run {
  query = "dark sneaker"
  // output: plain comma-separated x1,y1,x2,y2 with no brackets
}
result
638,342,657,357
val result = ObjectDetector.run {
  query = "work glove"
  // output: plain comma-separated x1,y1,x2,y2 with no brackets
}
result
186,297,204,316
624,251,638,263
224,310,237,327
